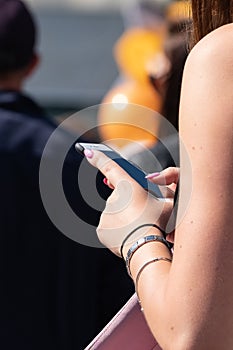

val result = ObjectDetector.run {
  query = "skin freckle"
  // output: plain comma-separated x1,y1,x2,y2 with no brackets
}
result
192,146,195,150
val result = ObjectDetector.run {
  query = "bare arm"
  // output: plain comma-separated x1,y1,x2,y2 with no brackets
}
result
130,24,233,350
84,24,233,350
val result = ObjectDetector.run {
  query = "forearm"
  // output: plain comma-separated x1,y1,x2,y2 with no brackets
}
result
128,227,177,349
128,217,233,350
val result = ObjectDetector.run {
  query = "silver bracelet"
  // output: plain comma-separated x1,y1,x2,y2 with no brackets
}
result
125,235,171,277
135,257,172,311
120,223,166,259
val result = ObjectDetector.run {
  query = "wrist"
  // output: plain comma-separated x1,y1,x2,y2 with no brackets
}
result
121,225,165,260
129,239,172,281
125,233,171,277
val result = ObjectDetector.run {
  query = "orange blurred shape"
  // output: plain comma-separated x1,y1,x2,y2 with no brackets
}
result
114,27,164,84
98,79,162,148
166,1,192,21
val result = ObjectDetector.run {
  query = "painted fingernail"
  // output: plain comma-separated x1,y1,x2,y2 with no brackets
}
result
84,149,94,159
103,178,108,185
145,172,160,179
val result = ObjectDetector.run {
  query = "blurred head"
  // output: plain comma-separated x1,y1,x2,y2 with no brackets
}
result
161,35,188,130
149,1,190,130
191,0,233,46
0,0,38,83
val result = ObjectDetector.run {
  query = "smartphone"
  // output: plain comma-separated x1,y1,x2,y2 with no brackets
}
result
75,142,173,202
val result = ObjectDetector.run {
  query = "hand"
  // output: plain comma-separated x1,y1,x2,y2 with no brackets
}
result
146,167,180,243
146,167,179,192
84,150,174,257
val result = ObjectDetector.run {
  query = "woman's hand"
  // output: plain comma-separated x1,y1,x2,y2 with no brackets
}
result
146,167,180,243
84,149,174,257
146,167,179,193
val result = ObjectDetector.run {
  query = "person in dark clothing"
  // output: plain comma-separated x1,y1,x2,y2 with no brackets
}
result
0,1,133,349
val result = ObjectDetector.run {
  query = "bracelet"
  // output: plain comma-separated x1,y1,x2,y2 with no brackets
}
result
120,223,166,259
125,235,171,277
135,257,172,311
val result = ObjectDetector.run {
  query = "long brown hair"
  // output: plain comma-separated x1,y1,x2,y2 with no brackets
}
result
191,0,233,45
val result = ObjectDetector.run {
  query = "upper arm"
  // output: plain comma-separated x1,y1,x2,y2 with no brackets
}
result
178,24,233,235
168,24,233,343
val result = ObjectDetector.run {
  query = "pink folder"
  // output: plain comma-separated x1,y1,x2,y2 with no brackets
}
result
85,293,162,350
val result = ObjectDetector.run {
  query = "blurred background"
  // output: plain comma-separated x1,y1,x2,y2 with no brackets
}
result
24,0,190,146
24,0,127,116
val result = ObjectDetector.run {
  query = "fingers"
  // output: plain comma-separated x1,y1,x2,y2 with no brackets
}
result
103,177,114,189
84,149,134,188
146,167,180,185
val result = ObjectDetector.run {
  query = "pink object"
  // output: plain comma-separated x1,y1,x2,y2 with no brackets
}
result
103,178,108,186
145,172,160,179
84,149,94,158
85,293,162,350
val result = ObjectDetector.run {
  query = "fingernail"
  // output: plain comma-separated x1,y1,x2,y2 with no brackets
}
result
145,172,160,179
84,149,94,159
103,178,108,185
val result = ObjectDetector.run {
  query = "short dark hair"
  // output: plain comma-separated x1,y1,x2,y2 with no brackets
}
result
0,0,36,74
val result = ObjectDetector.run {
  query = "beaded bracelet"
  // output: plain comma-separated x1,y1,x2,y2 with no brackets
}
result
120,223,166,259
125,235,171,277
135,256,172,311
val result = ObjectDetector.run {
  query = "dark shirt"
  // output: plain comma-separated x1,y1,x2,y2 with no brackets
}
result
0,91,133,350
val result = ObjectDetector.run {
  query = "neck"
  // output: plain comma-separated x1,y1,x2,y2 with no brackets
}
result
0,70,25,91
0,81,22,91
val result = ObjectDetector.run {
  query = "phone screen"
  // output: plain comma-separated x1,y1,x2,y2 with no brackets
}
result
75,142,170,201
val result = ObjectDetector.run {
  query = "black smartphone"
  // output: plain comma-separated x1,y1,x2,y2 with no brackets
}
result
75,142,173,201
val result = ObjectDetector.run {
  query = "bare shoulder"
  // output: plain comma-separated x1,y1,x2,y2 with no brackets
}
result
179,23,233,154
185,23,233,75
181,23,233,117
